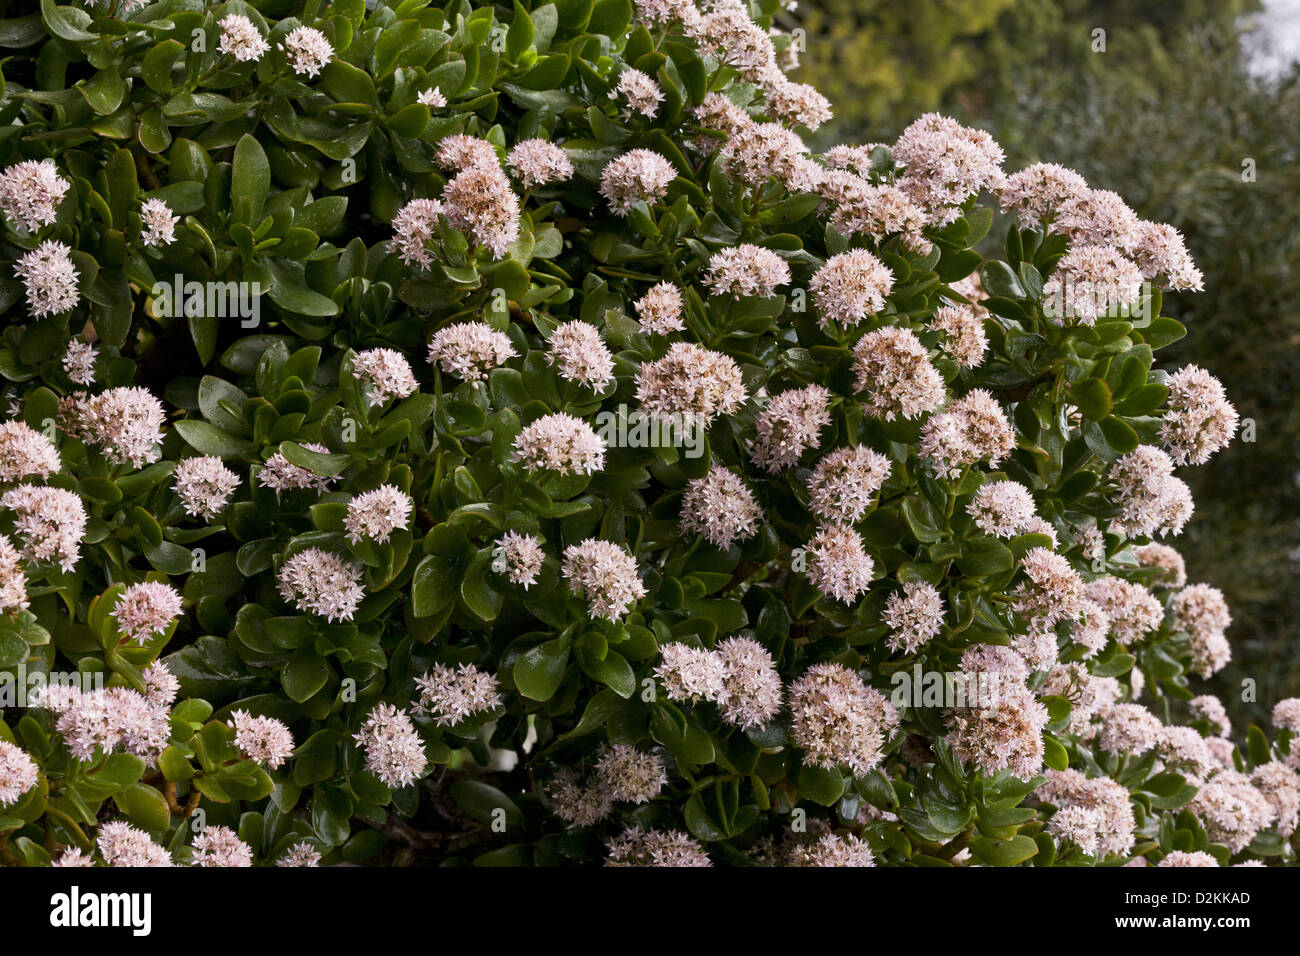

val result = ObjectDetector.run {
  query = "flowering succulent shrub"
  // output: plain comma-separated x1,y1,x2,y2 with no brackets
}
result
0,0,1294,869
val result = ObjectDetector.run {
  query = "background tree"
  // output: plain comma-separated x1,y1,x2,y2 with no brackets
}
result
798,0,1263,141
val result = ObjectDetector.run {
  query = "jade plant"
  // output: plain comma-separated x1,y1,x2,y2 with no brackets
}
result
0,0,1293,868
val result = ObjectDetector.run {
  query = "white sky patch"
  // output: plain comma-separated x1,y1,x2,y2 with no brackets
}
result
1244,0,1300,75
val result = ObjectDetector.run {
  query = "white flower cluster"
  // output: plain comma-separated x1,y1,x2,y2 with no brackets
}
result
654,637,782,730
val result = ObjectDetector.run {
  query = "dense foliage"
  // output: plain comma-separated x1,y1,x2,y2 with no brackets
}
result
803,0,1300,728
0,0,1295,868
974,30,1300,728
